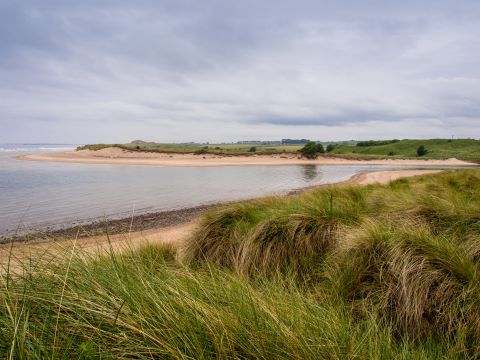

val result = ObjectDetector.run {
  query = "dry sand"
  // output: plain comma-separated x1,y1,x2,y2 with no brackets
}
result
17,147,477,167
347,169,442,185
0,169,444,271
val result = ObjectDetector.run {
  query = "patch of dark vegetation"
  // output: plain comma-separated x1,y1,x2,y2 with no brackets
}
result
356,139,400,147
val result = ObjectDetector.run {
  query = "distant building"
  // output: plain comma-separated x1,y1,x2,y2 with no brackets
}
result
236,140,281,145
281,139,310,145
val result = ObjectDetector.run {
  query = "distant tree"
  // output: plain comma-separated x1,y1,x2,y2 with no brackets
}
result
326,144,335,152
417,145,428,157
300,141,321,159
249,146,257,152
316,143,325,153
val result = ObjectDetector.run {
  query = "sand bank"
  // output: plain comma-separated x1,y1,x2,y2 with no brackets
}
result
0,169,444,270
347,169,442,185
17,147,477,167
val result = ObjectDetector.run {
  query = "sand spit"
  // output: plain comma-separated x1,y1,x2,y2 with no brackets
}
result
17,147,477,167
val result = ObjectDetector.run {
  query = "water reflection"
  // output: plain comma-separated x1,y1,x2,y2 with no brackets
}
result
301,165,321,181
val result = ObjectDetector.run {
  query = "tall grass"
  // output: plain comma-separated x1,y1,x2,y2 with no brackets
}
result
183,170,480,356
183,187,367,280
1,170,480,358
0,243,464,359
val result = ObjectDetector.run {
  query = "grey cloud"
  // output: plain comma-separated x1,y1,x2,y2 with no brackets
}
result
1,1,480,143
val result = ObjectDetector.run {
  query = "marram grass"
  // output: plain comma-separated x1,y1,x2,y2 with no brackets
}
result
2,170,480,359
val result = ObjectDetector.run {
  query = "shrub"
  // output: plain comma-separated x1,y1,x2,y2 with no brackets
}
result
417,145,428,156
316,143,325,154
300,141,321,159
194,148,208,155
326,144,335,152
249,146,257,152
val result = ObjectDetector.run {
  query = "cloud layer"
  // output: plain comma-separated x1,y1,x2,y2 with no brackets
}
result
1,0,480,143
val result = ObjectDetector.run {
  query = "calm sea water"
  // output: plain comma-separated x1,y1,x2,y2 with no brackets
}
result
0,144,450,236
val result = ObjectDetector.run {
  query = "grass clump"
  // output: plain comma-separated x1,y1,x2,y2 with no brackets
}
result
327,221,480,344
184,187,367,279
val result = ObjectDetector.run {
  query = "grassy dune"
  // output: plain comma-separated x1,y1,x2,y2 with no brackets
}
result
328,139,480,162
76,141,303,155
2,170,480,358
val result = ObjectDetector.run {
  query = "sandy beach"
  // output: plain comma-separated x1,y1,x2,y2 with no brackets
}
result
17,147,477,167
0,169,444,270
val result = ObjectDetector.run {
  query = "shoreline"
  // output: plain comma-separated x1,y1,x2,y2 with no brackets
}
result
0,169,442,245
0,169,446,271
0,204,216,244
16,147,478,167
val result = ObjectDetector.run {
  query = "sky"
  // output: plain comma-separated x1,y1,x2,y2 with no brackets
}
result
1,0,480,144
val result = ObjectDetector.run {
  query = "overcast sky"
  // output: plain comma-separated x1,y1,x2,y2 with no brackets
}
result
1,1,479,143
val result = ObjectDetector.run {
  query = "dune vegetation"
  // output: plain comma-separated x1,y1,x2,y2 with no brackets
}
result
327,138,480,163
1,170,480,358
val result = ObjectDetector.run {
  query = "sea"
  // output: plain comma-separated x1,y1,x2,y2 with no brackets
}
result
0,144,459,236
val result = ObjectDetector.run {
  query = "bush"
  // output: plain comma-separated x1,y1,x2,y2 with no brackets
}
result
249,146,257,152
194,148,208,155
326,144,335,152
316,143,325,154
300,141,321,159
417,145,428,157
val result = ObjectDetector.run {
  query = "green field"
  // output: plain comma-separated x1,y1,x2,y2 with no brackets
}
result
2,170,480,358
327,138,480,163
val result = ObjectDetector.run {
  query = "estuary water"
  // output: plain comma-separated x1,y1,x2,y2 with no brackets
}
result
0,144,443,236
